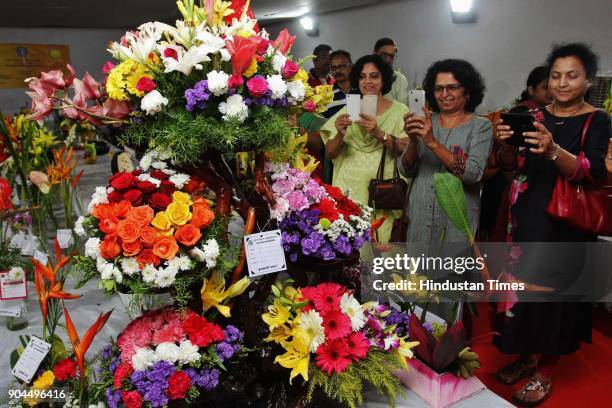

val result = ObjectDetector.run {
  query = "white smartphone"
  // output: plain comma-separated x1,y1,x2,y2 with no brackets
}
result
346,94,361,121
361,95,377,118
408,89,426,117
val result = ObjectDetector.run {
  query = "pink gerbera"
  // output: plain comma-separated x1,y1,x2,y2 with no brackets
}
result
346,332,369,361
315,338,352,374
322,310,352,340
310,283,345,315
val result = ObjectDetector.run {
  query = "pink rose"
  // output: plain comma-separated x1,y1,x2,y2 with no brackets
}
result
282,60,299,79
246,75,269,98
228,73,244,89
286,191,309,211
303,100,316,112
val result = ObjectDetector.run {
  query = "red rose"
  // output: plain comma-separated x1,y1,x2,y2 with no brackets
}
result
110,172,135,190
167,371,191,400
107,189,123,202
282,60,299,79
159,180,176,196
114,362,133,389
53,358,77,382
121,390,143,408
136,181,157,194
122,189,143,206
148,192,172,210
131,169,142,176
136,77,156,93
150,170,169,181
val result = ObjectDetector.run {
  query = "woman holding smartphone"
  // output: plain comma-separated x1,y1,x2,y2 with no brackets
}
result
494,43,610,407
320,54,409,242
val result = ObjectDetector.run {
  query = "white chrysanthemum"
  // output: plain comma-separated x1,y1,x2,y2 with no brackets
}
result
162,168,176,175
139,152,154,171
174,255,192,271
85,237,101,259
7,267,24,280
286,80,306,103
112,266,123,284
340,293,366,331
177,340,200,364
87,186,109,211
155,267,177,288
201,239,220,268
219,94,249,123
155,342,180,363
169,173,190,189
207,70,230,96
138,173,161,187
99,262,115,280
151,160,167,170
266,74,288,99
299,309,326,353
141,90,168,116
132,348,158,371
120,258,140,276
74,216,86,237
272,53,287,73
189,247,206,263
142,264,157,284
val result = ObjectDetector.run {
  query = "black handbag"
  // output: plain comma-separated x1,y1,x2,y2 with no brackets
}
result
368,137,407,210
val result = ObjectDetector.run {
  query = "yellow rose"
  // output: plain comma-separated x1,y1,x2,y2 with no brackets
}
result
172,191,193,206
158,228,175,237
152,211,172,231
166,202,192,226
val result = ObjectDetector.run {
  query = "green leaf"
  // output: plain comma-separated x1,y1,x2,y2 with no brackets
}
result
271,285,281,298
433,172,473,242
50,335,71,365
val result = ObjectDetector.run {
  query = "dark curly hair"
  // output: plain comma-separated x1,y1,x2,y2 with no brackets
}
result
546,42,599,80
422,59,485,113
349,54,394,95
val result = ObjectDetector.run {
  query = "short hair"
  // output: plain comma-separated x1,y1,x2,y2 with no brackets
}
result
330,49,352,63
374,37,396,52
545,42,599,80
349,54,394,95
519,66,548,102
313,44,332,57
422,59,486,113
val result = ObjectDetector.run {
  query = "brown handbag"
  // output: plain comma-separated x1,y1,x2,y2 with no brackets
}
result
368,136,407,210
546,111,612,236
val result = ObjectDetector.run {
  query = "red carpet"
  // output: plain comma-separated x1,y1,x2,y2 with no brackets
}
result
470,303,612,407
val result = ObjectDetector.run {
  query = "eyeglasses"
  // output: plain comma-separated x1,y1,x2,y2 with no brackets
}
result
331,64,350,70
378,51,397,60
434,84,464,93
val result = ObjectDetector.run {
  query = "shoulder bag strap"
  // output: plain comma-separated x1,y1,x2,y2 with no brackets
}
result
579,111,597,184
376,145,387,181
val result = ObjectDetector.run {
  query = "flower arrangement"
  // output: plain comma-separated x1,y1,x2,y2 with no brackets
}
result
265,162,372,262
75,151,222,296
262,281,418,408
95,308,245,408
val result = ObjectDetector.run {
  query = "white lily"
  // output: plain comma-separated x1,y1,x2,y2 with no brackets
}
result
159,44,211,75
195,30,231,61
222,16,258,38
109,31,158,65
165,20,199,49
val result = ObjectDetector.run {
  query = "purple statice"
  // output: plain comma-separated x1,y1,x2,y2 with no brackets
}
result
185,80,211,111
319,243,336,260
129,361,175,408
147,360,175,381
386,308,410,337
108,357,120,373
353,234,367,250
101,345,113,360
216,342,235,361
224,325,243,343
301,231,324,256
423,322,434,333
105,388,121,408
277,97,290,107
243,97,253,106
198,369,220,390
333,235,352,257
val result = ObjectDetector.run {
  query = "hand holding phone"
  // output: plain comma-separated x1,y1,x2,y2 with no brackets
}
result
500,113,537,147
408,89,426,117
346,94,361,121
361,95,377,118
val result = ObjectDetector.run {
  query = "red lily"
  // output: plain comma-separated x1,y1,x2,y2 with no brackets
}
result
225,36,260,76
63,304,112,377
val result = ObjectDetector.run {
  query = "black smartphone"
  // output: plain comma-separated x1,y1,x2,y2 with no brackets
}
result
500,112,537,147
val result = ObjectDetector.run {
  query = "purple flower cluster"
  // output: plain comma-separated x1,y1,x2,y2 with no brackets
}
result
185,80,211,111
130,360,175,407
247,91,289,108
280,209,335,262
105,388,122,408
215,325,243,362
184,368,219,390
386,307,411,337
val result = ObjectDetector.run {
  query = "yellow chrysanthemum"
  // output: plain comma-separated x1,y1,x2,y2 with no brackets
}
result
106,69,127,101
32,370,55,388
243,58,258,78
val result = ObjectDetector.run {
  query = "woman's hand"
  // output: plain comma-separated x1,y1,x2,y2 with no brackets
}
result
335,114,352,137
523,121,555,156
495,118,513,147
404,108,436,148
356,113,385,140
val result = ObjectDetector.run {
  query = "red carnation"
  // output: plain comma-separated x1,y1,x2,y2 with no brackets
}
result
53,358,77,382
159,180,176,195
182,313,207,335
167,371,191,400
107,189,123,202
121,390,143,408
123,189,143,206
136,181,157,194
163,48,178,60
150,170,169,181
148,192,172,210
136,77,156,93
110,172,135,190
114,362,134,390
183,314,225,347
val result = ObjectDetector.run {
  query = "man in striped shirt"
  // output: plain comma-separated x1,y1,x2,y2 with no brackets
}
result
323,50,357,118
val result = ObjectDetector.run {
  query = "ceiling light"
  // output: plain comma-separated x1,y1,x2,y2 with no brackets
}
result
450,0,473,13
300,16,314,31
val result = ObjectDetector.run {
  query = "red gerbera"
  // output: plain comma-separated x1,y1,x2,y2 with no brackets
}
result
346,332,369,361
322,310,352,340
315,338,352,374
53,358,78,382
167,371,191,400
310,283,345,315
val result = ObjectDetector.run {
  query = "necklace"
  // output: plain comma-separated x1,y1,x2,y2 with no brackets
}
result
552,101,585,125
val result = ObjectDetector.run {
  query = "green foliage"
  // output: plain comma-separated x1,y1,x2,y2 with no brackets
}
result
0,245,31,276
306,350,406,408
433,172,473,242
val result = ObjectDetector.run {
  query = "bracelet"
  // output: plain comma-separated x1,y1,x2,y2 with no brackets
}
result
547,142,560,161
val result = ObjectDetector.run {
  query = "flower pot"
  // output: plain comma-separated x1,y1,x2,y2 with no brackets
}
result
395,358,485,408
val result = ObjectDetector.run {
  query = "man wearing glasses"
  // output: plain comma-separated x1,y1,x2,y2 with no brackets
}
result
323,49,356,119
374,37,410,106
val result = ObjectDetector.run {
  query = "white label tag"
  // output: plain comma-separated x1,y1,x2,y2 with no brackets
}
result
244,230,287,277
12,336,52,383
33,251,48,266
56,229,73,249
20,235,37,256
0,271,28,300
0,301,22,317
9,232,25,250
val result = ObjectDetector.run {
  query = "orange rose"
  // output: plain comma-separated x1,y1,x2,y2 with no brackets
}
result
112,200,132,219
127,205,155,227
122,239,142,257
116,219,141,243
92,203,114,220
174,223,202,247
153,236,179,260
191,201,214,229
137,249,160,268
99,235,121,259
140,226,158,248
99,216,119,235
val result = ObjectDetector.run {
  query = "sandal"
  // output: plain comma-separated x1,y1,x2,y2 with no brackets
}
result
496,357,537,385
512,375,552,407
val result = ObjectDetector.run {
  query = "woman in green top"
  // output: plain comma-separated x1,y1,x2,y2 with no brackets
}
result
320,54,410,242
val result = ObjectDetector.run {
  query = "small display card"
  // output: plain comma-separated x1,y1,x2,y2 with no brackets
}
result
12,337,52,383
20,235,38,256
244,230,287,277
0,270,28,300
9,232,25,250
33,250,48,265
0,301,22,317
56,229,73,249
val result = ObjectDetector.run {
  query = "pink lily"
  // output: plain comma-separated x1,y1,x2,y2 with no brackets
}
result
272,29,296,55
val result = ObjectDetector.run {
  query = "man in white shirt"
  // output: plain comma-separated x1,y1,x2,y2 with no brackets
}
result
374,37,409,106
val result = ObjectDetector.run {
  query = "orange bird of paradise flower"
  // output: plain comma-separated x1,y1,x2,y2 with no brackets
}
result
63,303,112,377
46,146,83,187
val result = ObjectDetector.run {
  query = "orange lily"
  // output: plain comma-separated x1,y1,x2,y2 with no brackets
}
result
63,304,112,377
46,146,83,187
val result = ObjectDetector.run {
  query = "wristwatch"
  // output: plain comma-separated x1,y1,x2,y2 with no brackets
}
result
548,142,560,161
382,132,388,142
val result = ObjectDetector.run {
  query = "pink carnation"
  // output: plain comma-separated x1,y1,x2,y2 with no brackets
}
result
152,319,186,345
302,180,327,201
272,179,296,197
286,191,309,211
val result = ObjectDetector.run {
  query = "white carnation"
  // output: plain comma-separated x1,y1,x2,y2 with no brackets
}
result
169,173,190,189
87,186,109,211
142,264,157,283
270,196,289,220
120,258,140,276
139,152,154,171
266,74,287,99
132,348,158,371
177,340,200,364
85,237,101,259
155,342,180,363
272,53,287,73
287,81,306,103
219,94,249,123
207,70,230,96
74,216,86,237
140,90,168,116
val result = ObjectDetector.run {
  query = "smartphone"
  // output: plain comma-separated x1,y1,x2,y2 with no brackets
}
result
361,95,377,118
408,89,426,117
346,94,361,121
500,112,537,147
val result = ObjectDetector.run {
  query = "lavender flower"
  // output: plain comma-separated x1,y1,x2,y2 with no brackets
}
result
216,342,235,361
185,80,211,111
105,388,121,408
224,325,243,343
